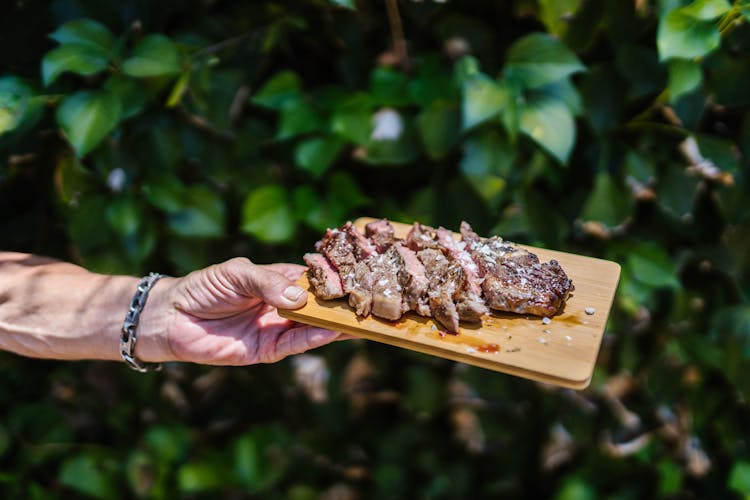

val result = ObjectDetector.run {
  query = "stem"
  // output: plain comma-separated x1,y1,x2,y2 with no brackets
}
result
191,29,265,60
384,0,410,69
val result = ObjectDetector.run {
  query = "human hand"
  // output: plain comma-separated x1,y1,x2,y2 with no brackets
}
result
143,258,342,365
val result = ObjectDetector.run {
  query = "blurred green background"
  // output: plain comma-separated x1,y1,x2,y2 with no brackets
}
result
2,0,750,497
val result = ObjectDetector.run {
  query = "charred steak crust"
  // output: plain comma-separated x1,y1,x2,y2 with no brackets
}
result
308,219,574,331
464,226,574,317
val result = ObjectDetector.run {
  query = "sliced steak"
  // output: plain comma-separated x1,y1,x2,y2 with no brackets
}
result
394,243,430,316
435,228,487,322
316,223,375,316
368,247,405,321
348,261,374,316
405,222,440,251
463,224,574,317
303,253,344,299
316,227,357,292
418,248,460,333
365,219,396,252
407,222,486,322
460,221,482,249
342,221,377,260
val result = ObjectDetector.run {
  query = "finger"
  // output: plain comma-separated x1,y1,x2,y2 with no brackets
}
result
273,326,340,360
221,258,308,310
262,263,307,281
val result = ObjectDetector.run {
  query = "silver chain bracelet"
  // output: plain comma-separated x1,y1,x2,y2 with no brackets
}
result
120,272,166,372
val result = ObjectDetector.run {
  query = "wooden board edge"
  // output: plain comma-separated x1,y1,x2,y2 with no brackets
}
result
279,306,593,390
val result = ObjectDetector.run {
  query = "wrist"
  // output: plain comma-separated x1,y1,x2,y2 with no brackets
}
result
129,276,178,364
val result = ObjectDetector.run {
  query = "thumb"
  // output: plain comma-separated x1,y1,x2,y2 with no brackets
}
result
221,257,308,309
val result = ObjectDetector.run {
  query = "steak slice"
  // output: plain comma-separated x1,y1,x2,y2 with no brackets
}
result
418,248,460,333
435,228,487,322
462,223,574,316
349,261,374,316
369,246,405,321
365,219,396,252
316,227,357,292
316,223,375,316
405,222,441,251
303,253,344,299
407,222,486,322
394,243,430,316
342,221,378,260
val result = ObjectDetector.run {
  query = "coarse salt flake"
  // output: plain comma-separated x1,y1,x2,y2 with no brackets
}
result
538,336,548,344
542,317,551,325
585,307,596,315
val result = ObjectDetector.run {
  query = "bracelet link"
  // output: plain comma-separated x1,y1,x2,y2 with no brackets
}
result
120,272,165,372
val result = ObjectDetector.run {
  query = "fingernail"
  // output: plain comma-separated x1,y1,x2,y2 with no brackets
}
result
283,285,305,302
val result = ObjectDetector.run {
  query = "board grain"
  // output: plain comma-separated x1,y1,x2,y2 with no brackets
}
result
279,218,621,389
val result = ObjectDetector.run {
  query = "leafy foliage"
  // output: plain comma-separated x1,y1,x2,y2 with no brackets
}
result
2,0,750,498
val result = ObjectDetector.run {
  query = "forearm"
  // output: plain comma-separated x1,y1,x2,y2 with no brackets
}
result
0,252,175,363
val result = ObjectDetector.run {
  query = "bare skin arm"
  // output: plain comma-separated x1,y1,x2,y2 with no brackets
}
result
0,253,341,365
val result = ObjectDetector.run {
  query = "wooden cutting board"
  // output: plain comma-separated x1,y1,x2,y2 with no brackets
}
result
279,218,621,389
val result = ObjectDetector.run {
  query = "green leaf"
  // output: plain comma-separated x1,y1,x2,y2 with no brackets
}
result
627,244,680,289
519,94,575,163
538,0,583,36
49,18,115,50
178,462,224,493
555,477,596,500
330,92,372,144
729,461,750,494
535,78,583,116
104,76,148,119
657,460,683,496
69,195,112,253
680,0,731,20
505,33,585,89
241,185,296,243
56,90,122,157
657,10,721,61
145,425,191,463
294,136,345,178
580,172,633,227
252,71,301,110
417,100,460,159
106,196,141,238
167,186,226,238
123,34,181,78
277,97,324,140
106,196,156,263
42,44,110,86
741,5,750,22
461,73,510,131
459,130,514,208
143,176,188,212
370,67,410,106
329,171,370,210
59,454,115,499
0,77,37,136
